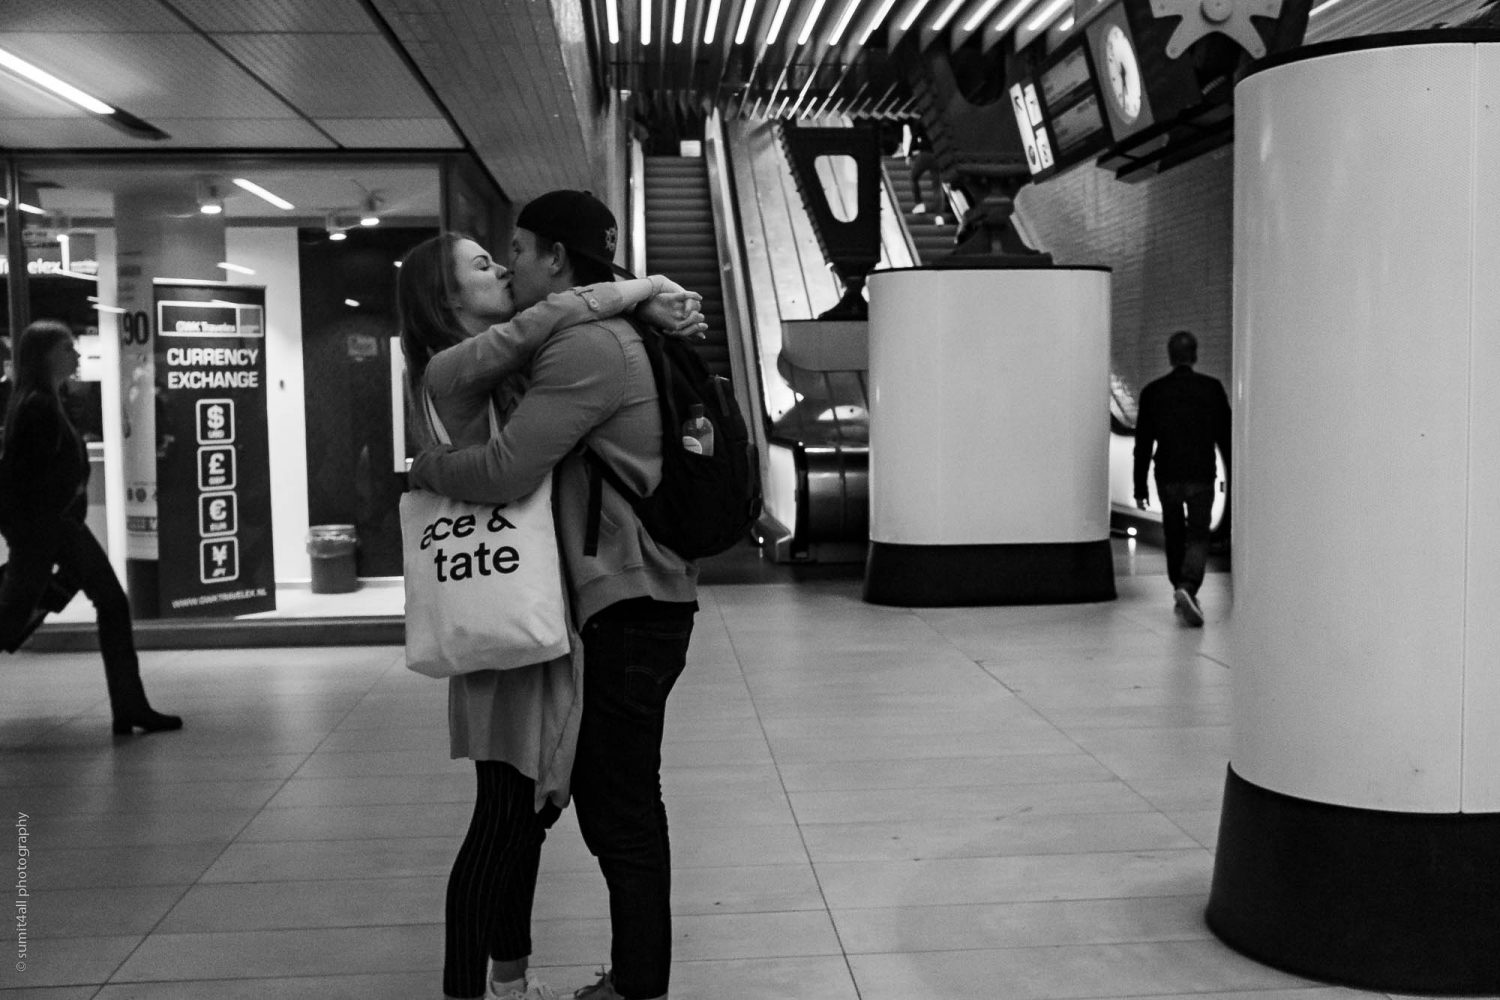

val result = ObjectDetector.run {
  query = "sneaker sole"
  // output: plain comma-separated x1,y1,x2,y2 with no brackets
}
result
1174,590,1204,627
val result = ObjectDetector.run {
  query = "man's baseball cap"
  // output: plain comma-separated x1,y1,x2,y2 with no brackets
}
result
515,189,634,278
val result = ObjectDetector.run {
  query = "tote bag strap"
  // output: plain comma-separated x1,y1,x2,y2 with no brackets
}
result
421,387,501,448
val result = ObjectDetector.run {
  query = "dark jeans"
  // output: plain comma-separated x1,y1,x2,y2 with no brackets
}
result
0,521,139,693
909,150,939,205
571,597,695,1000
443,760,561,999
1158,481,1213,595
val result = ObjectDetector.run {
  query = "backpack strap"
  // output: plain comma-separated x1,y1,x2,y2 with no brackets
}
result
582,448,645,557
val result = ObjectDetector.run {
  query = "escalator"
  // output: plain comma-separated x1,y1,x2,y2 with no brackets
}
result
882,156,960,263
642,156,733,379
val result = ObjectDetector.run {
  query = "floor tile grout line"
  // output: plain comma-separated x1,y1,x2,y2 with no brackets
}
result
707,590,866,1000
90,645,405,988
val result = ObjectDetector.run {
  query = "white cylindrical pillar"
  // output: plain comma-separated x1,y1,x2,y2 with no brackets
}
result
863,266,1114,606
1207,36,1500,994
114,184,226,616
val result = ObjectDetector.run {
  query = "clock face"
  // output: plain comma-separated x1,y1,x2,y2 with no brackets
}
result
1104,24,1143,122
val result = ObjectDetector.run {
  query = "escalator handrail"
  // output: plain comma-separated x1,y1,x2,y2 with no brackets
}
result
703,110,771,480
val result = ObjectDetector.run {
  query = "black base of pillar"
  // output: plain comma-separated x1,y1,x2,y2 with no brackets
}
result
862,539,1115,606
125,558,159,619
1207,764,1500,994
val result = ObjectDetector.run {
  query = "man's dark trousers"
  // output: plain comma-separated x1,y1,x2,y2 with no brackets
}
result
571,597,696,1000
1157,481,1213,596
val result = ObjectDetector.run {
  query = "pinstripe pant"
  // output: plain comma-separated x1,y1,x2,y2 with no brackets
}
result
443,760,561,998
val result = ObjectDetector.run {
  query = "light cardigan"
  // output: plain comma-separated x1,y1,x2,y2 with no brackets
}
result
415,279,665,810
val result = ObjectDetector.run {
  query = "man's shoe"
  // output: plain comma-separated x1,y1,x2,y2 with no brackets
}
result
1174,588,1204,627
572,969,665,1000
490,971,560,999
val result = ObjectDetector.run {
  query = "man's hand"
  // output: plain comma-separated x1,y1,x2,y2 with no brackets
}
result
639,290,708,340
1135,497,1149,510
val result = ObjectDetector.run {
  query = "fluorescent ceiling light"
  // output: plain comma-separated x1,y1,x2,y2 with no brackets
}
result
735,0,759,42
605,0,620,42
931,0,967,31
217,262,256,275
704,0,724,42
17,203,44,215
963,0,1007,31
0,45,114,115
796,0,830,44
899,0,934,31
829,0,864,44
1309,0,1350,14
673,0,687,42
329,231,347,241
93,304,128,315
766,0,795,42
1026,0,1071,31
992,0,1041,32
344,299,360,308
642,0,653,43
232,178,294,210
858,0,900,43
1057,15,1074,30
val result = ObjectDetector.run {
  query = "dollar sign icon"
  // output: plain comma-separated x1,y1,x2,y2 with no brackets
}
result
207,405,225,431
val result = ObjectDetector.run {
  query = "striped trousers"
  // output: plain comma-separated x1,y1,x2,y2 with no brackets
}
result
443,760,560,998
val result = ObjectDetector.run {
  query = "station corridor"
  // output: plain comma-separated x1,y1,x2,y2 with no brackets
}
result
1,552,1387,1000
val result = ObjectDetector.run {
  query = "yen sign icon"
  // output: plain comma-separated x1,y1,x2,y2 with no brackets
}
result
200,538,240,584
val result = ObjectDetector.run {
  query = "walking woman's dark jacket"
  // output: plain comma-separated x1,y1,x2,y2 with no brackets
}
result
0,389,89,533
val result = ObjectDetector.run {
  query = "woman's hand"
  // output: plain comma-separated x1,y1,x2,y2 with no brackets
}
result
639,290,708,340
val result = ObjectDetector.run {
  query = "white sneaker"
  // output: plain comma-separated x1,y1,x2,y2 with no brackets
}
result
911,202,928,214
1173,588,1204,627
490,972,561,1000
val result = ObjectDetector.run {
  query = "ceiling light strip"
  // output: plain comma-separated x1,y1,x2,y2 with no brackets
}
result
1026,0,1071,32
963,0,1007,32
899,0,934,30
0,45,114,115
606,0,621,43
829,0,864,43
858,0,900,43
735,0,761,43
1309,0,1351,14
931,0,968,32
991,0,1041,33
796,0,831,44
232,178,294,211
704,0,725,42
765,0,795,42
674,0,688,42
643,0,653,44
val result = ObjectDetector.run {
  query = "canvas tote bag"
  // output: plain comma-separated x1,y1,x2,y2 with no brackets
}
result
401,391,570,677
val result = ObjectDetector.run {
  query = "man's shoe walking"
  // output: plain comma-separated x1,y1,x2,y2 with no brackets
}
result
1174,587,1204,627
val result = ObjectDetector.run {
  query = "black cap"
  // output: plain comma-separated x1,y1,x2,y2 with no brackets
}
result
515,189,634,278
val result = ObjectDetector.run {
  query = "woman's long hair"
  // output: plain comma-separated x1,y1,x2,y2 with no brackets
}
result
3,319,73,440
396,232,470,391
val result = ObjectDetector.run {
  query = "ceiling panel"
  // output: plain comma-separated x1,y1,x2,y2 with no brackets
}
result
1305,0,1490,41
0,77,81,118
212,33,440,118
0,116,334,149
369,0,605,201
0,31,300,119
163,0,377,33
317,117,463,148
0,0,186,33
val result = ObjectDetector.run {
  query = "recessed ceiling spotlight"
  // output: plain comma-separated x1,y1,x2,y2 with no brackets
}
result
359,194,382,227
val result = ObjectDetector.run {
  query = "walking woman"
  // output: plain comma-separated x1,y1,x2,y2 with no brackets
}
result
397,233,701,1000
0,319,181,735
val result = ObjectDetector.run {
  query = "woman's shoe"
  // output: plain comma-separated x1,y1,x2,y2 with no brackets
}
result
111,709,183,734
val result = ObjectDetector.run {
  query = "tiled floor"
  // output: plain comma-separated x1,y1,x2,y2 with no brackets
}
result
0,544,1406,999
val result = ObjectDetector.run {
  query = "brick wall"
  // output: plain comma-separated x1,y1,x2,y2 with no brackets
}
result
1014,146,1234,403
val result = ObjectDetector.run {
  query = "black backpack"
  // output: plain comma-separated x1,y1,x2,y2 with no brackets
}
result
583,319,762,561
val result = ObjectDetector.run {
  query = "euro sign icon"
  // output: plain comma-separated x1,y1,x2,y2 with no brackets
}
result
206,405,225,431
209,499,227,520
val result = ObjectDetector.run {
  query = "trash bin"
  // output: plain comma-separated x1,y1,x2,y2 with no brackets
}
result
306,525,359,594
